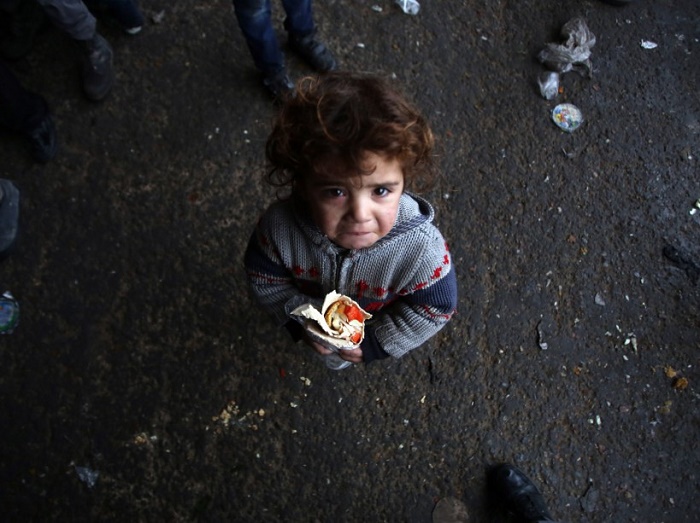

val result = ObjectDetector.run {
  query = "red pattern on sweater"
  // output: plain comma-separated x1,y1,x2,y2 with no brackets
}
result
277,242,450,301
421,303,454,320
356,280,369,299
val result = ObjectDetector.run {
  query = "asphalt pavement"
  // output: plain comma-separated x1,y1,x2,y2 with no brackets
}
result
1,0,698,521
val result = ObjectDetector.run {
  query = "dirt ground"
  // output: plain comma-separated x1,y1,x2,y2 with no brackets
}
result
1,0,698,521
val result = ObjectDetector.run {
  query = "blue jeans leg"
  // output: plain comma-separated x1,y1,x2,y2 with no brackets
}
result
232,0,284,74
36,0,96,40
281,0,314,37
0,60,48,133
83,0,145,31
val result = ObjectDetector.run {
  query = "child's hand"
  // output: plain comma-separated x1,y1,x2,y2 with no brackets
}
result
304,336,334,356
336,347,363,364
302,334,364,363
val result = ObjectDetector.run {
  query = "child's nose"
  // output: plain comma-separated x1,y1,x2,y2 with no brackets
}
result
349,196,371,221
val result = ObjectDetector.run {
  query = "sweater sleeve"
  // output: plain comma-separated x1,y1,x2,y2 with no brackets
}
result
366,267,457,360
243,220,301,327
361,230,458,360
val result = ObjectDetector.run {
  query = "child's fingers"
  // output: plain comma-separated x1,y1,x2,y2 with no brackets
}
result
338,347,363,363
309,340,334,355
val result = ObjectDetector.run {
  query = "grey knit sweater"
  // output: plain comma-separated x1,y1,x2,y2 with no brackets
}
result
244,193,458,362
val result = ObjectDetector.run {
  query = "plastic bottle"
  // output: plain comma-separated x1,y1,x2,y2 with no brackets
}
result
396,0,420,15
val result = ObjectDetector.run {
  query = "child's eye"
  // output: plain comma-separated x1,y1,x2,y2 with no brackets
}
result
323,188,346,198
374,187,391,197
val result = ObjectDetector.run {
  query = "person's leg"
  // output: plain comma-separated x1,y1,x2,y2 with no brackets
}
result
231,0,293,97
0,60,57,162
282,0,336,72
232,0,284,73
36,0,96,39
280,0,313,36
36,0,114,100
82,0,144,34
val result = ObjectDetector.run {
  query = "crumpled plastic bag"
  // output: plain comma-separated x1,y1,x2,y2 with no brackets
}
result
537,17,596,76
75,466,99,488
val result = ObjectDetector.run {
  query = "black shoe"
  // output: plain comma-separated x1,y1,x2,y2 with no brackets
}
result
262,68,294,99
79,32,114,101
486,464,554,522
26,114,58,163
0,179,20,257
288,33,337,72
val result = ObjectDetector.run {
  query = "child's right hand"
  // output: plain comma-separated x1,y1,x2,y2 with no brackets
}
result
302,333,363,363
304,335,335,356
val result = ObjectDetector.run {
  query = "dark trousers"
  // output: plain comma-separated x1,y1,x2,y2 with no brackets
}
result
0,59,47,134
232,0,315,73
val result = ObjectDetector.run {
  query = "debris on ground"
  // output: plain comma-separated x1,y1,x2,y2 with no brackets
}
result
664,366,689,390
536,17,596,100
74,466,99,489
538,17,596,75
552,103,584,132
536,320,548,350
395,0,420,15
673,376,689,390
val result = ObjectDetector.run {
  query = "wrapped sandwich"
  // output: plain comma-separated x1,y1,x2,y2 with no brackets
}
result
290,291,372,349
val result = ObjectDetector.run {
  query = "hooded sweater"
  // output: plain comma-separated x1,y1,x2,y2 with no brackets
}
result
244,192,458,363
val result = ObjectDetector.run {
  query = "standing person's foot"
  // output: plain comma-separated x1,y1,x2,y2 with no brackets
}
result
0,179,20,257
262,68,294,99
288,33,337,72
26,113,58,163
78,32,114,101
486,464,554,522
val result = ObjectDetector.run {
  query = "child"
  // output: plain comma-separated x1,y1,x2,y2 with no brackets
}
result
244,72,457,367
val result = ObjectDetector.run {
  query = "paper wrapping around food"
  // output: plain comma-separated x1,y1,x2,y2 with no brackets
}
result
290,291,372,349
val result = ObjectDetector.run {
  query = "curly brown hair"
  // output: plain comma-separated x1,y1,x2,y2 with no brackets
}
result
265,72,436,191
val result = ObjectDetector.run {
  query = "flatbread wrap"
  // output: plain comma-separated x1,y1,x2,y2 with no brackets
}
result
290,291,372,349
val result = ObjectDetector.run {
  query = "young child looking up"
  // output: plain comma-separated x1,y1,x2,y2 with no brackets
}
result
244,72,457,367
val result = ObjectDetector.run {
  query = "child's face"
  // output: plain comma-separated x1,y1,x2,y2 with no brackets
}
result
300,152,404,250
